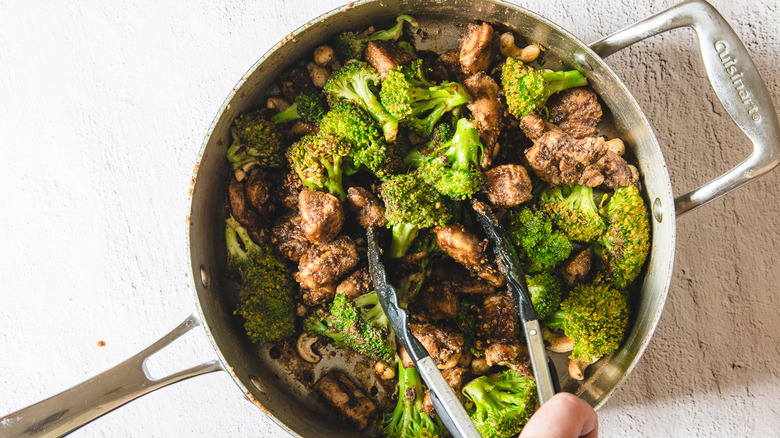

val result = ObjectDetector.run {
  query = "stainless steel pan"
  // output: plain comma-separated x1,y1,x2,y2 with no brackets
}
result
2,0,777,436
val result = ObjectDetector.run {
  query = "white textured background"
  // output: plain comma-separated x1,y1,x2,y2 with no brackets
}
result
1,0,779,436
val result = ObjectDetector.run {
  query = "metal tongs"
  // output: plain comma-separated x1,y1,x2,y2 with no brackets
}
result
471,199,560,405
366,229,480,438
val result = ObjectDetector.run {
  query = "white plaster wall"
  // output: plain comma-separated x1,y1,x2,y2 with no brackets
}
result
0,0,778,436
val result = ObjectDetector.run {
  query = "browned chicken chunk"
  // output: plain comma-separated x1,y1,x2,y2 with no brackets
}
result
365,40,414,78
422,366,468,415
435,223,504,287
410,322,465,369
597,151,637,188
431,260,497,295
548,88,603,139
275,171,304,211
279,67,313,103
464,72,503,166
346,186,387,229
478,292,519,342
430,49,462,83
244,168,272,213
286,120,319,141
314,371,378,431
336,267,372,299
270,213,310,263
302,282,337,307
481,164,533,207
484,342,533,377
298,188,344,243
296,235,359,290
229,176,264,242
560,247,594,286
411,282,460,320
459,22,498,75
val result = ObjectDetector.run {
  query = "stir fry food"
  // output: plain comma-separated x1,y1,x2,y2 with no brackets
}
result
224,15,650,437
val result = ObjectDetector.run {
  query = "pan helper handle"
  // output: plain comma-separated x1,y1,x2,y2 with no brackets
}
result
591,0,780,216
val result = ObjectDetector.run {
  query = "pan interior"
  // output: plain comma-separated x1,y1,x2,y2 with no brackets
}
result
189,1,676,436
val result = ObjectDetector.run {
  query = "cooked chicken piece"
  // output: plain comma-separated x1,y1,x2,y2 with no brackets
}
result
435,223,505,287
431,259,497,295
270,213,310,263
459,22,498,75
298,188,344,243
286,120,319,141
336,267,372,299
398,345,415,369
464,72,503,167
484,342,533,377
597,151,638,188
302,282,337,306
560,247,594,286
481,164,533,207
548,88,603,139
478,292,519,342
430,49,462,83
314,371,378,431
279,67,313,103
275,171,304,211
422,366,468,415
365,40,414,78
410,322,465,369
411,282,460,320
346,186,387,229
296,235,359,290
229,176,264,242
518,113,551,141
244,168,272,212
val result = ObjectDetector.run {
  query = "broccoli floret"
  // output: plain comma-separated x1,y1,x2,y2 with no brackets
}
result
505,206,572,273
456,299,484,358
333,14,419,61
319,102,387,173
545,278,629,364
226,217,295,345
501,57,587,118
379,173,453,258
526,271,564,320
287,134,350,200
599,185,651,289
303,291,395,361
413,118,485,199
404,121,456,168
226,110,286,171
380,60,472,137
270,88,328,124
462,369,538,438
540,185,606,243
324,61,399,141
381,361,445,438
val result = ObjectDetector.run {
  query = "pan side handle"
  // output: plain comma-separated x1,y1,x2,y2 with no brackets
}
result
590,0,780,216
0,314,222,438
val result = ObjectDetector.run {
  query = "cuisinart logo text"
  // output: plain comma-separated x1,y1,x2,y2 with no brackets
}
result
715,40,761,122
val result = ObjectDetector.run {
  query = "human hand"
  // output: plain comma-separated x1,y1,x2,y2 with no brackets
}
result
519,392,598,438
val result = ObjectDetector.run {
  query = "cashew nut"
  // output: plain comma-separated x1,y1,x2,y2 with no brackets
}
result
314,45,342,71
266,96,290,112
499,32,542,63
606,138,626,156
437,351,462,370
470,357,490,375
569,356,598,381
296,333,321,363
374,360,396,380
628,164,640,183
541,326,574,353
306,62,330,88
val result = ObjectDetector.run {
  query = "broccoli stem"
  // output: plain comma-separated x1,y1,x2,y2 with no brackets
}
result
365,15,418,42
445,119,482,169
541,70,588,100
225,216,257,261
390,222,419,258
270,103,300,124
322,156,347,201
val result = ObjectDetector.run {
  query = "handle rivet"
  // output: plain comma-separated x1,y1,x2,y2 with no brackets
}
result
653,198,663,222
529,329,537,336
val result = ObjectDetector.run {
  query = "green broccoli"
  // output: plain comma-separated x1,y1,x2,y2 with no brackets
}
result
379,173,453,258
333,15,418,61
381,361,445,438
303,291,395,361
270,88,328,124
226,110,286,171
501,57,587,118
380,60,472,137
226,217,295,345
456,299,484,358
505,206,572,273
540,185,606,243
526,271,564,320
545,278,629,367
461,369,539,438
319,101,387,173
287,134,351,200
413,118,485,200
324,61,399,141
600,185,651,289
404,121,456,168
